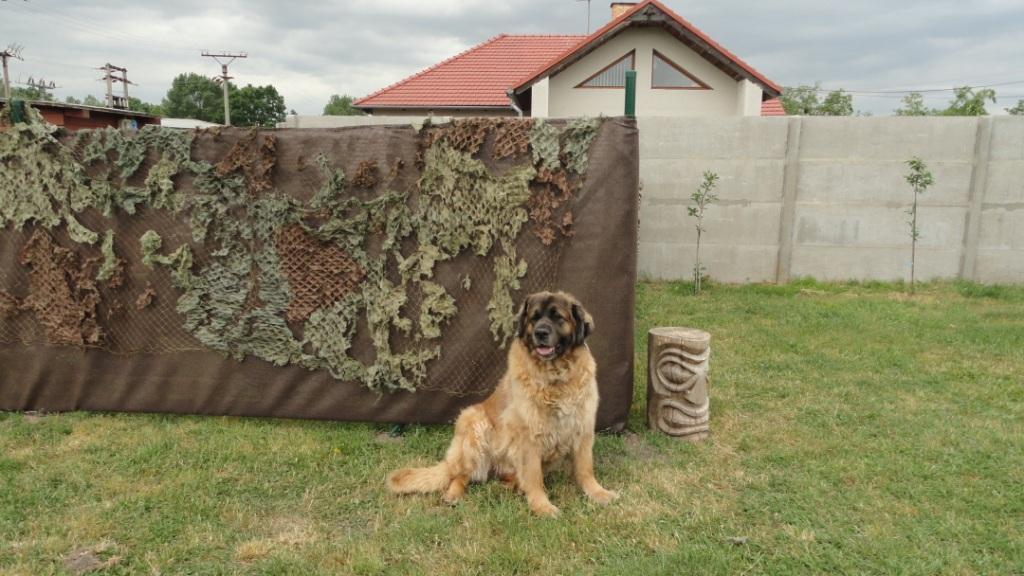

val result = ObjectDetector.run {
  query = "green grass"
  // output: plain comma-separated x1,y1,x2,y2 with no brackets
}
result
2,280,1023,575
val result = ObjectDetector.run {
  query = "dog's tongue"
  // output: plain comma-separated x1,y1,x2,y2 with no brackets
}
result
536,346,555,357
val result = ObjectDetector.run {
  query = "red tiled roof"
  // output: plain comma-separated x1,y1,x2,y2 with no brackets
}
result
355,0,781,110
761,98,786,116
355,35,583,108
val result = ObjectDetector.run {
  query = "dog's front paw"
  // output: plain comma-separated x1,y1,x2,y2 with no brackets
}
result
588,488,619,505
530,500,561,518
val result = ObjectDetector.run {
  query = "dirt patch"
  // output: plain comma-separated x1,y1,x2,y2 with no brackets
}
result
63,543,120,575
624,432,657,461
234,517,319,563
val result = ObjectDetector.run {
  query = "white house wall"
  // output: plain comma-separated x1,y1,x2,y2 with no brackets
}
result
546,27,747,118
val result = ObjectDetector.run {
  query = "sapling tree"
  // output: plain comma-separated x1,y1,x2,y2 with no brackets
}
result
688,170,719,295
904,157,934,293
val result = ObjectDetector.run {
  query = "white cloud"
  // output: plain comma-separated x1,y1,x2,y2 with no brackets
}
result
1,0,1021,115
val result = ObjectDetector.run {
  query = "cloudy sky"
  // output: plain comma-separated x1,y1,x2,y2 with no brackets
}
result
1,0,1022,116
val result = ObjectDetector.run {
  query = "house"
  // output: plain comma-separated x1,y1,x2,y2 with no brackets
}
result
0,98,161,131
355,0,784,118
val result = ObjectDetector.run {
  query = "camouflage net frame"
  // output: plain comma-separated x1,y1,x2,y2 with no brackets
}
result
0,110,604,393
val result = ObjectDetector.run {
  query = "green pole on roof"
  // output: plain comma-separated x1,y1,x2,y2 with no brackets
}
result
624,70,636,118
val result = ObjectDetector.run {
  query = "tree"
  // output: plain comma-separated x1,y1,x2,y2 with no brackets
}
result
904,157,933,294
10,85,52,101
231,84,287,127
83,94,104,107
780,83,854,116
161,73,224,123
323,94,365,116
688,170,719,295
779,84,821,115
128,97,164,116
64,95,82,105
938,86,996,116
1005,100,1024,116
819,89,853,116
895,93,929,116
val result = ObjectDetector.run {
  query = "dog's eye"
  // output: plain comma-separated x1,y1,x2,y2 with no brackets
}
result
548,310,562,321
531,311,542,321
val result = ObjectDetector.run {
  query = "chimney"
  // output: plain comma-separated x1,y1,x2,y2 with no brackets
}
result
610,2,637,20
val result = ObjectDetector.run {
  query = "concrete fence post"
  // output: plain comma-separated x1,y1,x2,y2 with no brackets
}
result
961,116,994,281
775,116,803,283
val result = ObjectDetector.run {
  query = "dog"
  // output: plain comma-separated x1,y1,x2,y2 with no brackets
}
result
386,291,618,517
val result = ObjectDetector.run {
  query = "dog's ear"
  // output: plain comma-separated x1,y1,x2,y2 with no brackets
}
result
515,295,532,340
571,301,594,346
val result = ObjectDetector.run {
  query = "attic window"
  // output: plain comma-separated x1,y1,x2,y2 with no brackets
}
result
576,51,635,89
651,50,710,90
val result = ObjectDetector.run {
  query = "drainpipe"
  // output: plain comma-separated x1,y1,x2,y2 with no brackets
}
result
506,88,524,117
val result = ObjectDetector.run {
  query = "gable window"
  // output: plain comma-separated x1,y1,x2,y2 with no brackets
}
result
651,50,710,90
576,51,635,89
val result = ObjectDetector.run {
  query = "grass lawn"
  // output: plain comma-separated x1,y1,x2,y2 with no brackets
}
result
2,280,1022,575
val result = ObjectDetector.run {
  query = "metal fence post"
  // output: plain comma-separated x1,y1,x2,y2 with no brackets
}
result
624,70,636,118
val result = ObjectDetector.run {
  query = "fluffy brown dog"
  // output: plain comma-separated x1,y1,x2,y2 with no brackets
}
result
386,291,618,517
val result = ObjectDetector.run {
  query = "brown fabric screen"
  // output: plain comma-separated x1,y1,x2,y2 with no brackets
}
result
0,117,638,430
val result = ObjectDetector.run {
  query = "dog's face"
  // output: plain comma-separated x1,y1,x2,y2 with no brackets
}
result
516,291,594,361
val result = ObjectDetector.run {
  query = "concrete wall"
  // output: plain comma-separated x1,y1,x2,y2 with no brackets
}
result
638,116,1024,284
546,27,752,118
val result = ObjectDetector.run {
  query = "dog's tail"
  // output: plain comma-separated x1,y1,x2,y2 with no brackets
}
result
386,462,451,494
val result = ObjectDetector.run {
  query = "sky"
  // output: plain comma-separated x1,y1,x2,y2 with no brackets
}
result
1,0,1022,116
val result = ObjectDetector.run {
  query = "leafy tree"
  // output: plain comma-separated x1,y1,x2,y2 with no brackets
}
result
895,93,929,116
323,94,365,116
1005,100,1024,116
64,95,82,105
83,94,104,107
904,157,933,294
780,83,854,116
779,84,820,115
128,97,164,116
161,73,224,123
939,87,996,116
819,89,853,116
231,84,286,127
688,170,719,295
10,85,52,101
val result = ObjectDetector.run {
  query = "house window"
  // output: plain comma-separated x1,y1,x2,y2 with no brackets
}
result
576,51,635,88
651,50,710,90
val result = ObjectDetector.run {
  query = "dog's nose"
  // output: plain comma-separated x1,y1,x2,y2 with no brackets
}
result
534,326,551,340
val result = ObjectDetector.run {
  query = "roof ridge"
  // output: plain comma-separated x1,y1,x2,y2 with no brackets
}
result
355,34,509,105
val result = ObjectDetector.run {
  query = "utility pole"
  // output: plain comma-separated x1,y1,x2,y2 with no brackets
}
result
576,0,592,34
97,63,133,109
201,50,246,126
1,43,24,101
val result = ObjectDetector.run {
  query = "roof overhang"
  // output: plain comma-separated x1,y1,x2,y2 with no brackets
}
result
513,0,781,100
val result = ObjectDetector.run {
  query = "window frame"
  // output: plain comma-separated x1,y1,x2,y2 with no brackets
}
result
650,49,711,90
574,50,636,89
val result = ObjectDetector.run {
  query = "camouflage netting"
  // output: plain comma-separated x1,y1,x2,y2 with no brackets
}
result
0,109,639,428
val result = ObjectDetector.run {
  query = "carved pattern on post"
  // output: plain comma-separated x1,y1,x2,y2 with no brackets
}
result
647,327,710,440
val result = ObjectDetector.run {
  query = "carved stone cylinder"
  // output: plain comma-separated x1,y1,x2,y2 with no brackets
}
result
646,327,710,440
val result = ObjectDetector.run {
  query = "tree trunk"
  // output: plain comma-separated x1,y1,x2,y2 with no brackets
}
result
646,327,710,441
